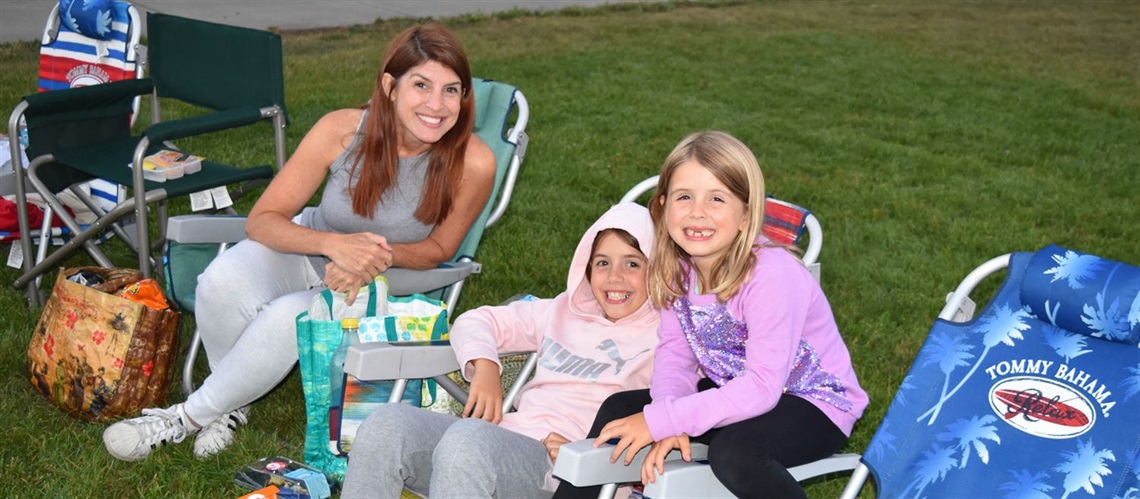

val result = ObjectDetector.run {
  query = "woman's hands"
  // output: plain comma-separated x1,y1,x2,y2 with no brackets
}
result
542,432,570,464
321,232,393,304
641,434,692,484
594,412,655,465
463,359,503,424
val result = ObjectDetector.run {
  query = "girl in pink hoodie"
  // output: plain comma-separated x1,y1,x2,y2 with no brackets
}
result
341,202,659,498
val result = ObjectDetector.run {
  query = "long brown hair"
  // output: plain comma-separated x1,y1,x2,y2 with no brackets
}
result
351,24,474,224
648,131,766,307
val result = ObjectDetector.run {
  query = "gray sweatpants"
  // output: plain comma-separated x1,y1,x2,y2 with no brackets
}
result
341,404,554,499
183,239,323,425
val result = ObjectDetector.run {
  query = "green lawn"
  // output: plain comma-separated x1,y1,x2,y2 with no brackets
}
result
0,1,1136,497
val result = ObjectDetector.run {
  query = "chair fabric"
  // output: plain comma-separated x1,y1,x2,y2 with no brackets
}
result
762,197,810,247
40,0,140,92
147,13,287,122
11,12,287,304
431,78,519,271
857,244,1140,498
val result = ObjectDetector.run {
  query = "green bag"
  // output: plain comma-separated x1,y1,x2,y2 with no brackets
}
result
295,278,386,482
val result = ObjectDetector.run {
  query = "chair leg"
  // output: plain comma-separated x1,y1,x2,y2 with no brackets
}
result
182,327,203,396
597,484,618,499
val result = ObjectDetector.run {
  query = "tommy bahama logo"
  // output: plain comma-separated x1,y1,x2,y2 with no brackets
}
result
988,376,1096,439
65,64,111,88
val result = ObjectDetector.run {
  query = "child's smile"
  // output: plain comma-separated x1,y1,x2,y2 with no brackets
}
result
664,160,749,280
589,233,648,321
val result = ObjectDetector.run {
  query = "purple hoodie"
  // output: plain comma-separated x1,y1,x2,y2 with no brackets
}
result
643,243,868,440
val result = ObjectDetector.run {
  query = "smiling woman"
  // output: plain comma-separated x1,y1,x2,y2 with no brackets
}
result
101,23,498,463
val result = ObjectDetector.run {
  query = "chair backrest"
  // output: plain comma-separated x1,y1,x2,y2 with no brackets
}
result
412,78,528,310
448,77,528,264
39,0,143,94
859,244,1140,498
146,12,287,122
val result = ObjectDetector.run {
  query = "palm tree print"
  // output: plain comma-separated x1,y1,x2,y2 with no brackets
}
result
1043,324,1091,362
1045,250,1108,290
918,304,1031,425
900,443,957,499
1114,487,1139,499
935,415,1001,468
866,419,897,463
1128,292,1140,331
1121,365,1140,402
1083,291,1130,341
999,469,1054,499
1054,438,1116,499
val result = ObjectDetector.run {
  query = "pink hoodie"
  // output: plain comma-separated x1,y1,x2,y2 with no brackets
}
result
450,203,660,444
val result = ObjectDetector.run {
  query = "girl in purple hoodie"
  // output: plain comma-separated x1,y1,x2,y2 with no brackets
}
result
555,132,868,499
341,203,660,498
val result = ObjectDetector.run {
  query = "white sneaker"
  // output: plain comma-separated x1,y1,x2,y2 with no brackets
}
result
103,405,195,462
193,406,249,458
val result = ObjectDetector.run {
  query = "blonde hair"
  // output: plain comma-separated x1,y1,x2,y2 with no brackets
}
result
648,131,765,307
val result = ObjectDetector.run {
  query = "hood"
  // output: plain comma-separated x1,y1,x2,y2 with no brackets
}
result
566,202,655,321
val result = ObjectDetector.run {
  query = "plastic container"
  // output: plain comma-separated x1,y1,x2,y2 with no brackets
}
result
130,150,203,182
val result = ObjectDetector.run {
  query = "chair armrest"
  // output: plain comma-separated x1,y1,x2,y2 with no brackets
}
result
145,106,267,143
551,440,708,487
344,342,460,381
166,214,248,244
939,254,1011,321
382,261,481,296
642,460,734,499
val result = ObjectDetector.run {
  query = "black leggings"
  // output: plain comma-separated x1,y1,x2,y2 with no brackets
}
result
552,379,848,499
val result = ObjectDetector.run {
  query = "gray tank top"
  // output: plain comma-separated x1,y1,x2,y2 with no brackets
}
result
299,112,435,278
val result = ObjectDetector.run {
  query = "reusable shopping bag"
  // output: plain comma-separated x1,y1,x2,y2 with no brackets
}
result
296,277,387,482
334,294,449,455
26,267,179,421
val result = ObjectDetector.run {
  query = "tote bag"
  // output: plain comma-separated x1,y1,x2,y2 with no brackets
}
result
26,267,179,421
296,277,387,482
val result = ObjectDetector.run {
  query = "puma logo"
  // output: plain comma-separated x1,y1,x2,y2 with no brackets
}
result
596,339,650,375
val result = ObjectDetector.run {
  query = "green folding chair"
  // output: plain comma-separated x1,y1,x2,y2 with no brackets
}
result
9,13,288,307
164,77,529,395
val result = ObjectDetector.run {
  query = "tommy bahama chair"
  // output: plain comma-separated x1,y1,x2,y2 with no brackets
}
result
839,244,1140,498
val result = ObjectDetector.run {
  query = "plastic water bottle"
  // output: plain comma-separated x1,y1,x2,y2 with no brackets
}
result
328,317,359,453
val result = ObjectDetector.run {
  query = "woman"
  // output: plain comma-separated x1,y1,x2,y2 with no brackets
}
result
103,24,496,462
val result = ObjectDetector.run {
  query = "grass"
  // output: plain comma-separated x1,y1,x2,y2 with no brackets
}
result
1,0,1137,497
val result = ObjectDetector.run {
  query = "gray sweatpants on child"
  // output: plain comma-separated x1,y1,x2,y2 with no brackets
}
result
341,404,554,499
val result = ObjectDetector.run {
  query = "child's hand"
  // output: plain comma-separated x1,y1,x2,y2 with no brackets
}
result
594,412,654,465
541,432,570,463
641,434,691,484
463,359,503,424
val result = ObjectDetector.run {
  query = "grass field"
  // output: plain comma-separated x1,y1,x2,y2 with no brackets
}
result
0,1,1137,497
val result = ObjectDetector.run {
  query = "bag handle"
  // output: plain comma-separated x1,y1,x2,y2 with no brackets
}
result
319,279,383,318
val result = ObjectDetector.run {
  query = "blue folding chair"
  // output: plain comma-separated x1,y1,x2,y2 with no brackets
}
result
840,244,1140,498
